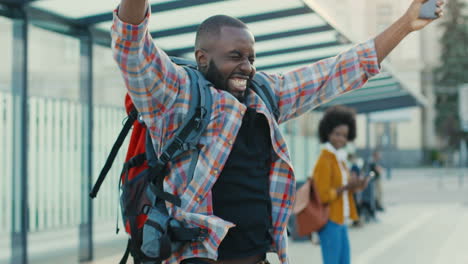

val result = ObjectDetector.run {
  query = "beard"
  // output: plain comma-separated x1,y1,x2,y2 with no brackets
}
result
204,60,248,102
205,60,227,92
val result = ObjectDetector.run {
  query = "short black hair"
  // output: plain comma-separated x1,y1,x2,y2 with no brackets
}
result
318,105,356,143
195,15,248,49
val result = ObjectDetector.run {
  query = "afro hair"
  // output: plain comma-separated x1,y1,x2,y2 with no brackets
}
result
318,105,356,143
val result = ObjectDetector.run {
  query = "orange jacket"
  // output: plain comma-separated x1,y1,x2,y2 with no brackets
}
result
312,149,358,224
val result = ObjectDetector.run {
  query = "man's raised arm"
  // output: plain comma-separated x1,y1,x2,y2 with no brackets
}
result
118,0,148,25
112,0,190,122
375,0,444,63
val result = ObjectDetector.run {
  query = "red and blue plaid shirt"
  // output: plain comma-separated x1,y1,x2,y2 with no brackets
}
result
111,8,380,264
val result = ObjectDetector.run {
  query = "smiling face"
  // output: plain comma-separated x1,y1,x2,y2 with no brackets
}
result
196,26,256,101
329,124,349,150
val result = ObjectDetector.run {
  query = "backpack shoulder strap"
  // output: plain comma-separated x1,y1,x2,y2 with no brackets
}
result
147,66,212,164
90,106,139,198
91,58,212,200
170,57,198,69
251,73,280,121
145,65,213,206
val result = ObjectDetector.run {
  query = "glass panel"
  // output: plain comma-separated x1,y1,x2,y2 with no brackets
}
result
27,25,81,235
32,0,117,18
256,44,352,68
29,25,80,100
32,0,179,19
32,0,201,19
96,0,304,32
148,0,303,31
179,31,340,62
153,32,196,51
247,14,324,36
0,17,12,92
0,16,13,240
93,45,126,107
156,32,340,61
255,31,337,53
131,14,327,53
92,44,129,232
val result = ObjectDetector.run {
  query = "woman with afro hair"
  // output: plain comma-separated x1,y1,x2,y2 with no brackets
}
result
312,105,367,264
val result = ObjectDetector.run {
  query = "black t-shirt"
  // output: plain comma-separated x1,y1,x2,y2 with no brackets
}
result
369,162,381,179
212,108,273,260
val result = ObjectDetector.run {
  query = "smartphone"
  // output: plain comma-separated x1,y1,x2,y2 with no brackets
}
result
419,0,438,19
366,171,376,180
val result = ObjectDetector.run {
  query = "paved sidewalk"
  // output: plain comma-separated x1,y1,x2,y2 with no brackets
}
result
273,203,468,264
0,223,128,264
89,168,468,264
276,168,468,264
88,201,468,264
2,168,467,264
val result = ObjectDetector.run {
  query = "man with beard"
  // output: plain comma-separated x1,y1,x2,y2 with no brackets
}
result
112,1,444,263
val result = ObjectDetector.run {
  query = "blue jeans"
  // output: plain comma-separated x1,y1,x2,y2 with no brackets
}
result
318,221,351,264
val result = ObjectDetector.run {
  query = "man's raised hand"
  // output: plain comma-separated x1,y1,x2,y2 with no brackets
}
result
404,0,445,32
118,0,148,25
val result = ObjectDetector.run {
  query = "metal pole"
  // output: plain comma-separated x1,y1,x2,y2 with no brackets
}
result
10,6,29,264
366,113,371,165
385,122,392,180
78,29,94,262
459,139,466,187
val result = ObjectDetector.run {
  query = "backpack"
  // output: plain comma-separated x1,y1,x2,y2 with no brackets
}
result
90,57,279,264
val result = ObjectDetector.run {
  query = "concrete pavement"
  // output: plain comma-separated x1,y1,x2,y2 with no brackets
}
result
2,168,467,264
269,168,468,264
89,168,468,264
274,203,468,264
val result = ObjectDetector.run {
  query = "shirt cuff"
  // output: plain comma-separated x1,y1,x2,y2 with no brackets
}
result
111,6,151,42
355,39,381,78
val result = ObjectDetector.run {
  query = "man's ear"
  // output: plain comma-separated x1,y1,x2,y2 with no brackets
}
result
195,49,208,71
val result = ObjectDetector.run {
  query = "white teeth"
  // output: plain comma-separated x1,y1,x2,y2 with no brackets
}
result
232,79,247,86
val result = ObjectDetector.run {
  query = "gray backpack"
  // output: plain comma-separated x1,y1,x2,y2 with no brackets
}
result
90,58,279,264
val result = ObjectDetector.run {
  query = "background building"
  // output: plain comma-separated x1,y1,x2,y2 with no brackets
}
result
306,0,450,166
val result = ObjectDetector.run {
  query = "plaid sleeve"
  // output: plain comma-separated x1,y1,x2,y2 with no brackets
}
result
111,7,190,121
263,39,381,124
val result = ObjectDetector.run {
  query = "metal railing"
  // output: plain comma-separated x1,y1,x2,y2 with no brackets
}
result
0,92,13,234
0,92,128,234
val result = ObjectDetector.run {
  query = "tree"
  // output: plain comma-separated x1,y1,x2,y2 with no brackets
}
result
434,0,468,150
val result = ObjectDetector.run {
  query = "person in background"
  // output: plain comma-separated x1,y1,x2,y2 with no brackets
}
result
360,151,382,222
370,150,385,212
348,153,363,227
349,154,361,178
313,106,367,264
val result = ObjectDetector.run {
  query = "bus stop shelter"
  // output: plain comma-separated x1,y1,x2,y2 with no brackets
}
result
0,0,426,263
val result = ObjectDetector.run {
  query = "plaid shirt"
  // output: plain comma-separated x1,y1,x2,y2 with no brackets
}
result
111,8,380,264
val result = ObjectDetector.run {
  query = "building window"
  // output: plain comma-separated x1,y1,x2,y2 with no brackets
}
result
374,122,398,149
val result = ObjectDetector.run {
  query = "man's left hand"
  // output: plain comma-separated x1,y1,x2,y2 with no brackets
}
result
404,0,445,32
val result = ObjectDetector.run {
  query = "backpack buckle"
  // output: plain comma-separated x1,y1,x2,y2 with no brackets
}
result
159,152,171,164
173,137,184,149
194,117,202,129
194,107,206,129
142,204,151,215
